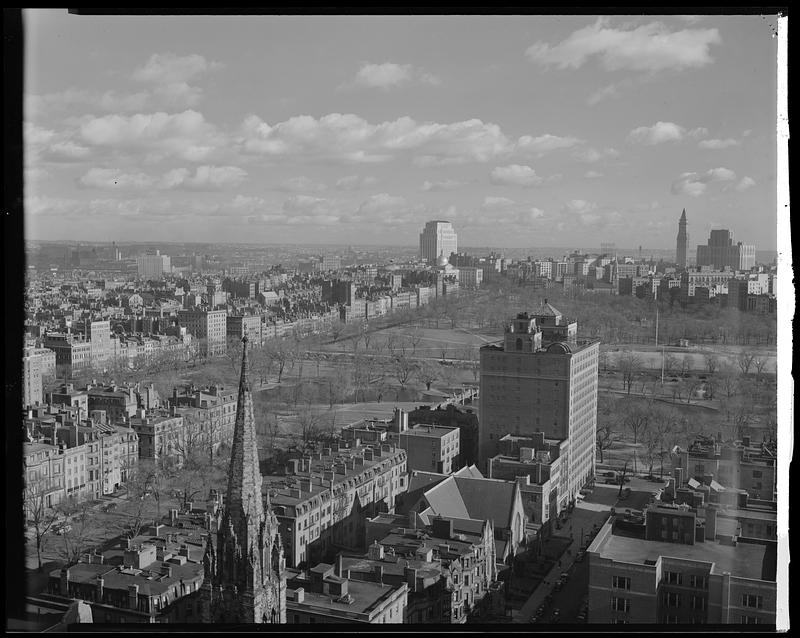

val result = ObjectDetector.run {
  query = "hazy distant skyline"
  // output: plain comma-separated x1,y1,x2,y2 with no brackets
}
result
24,12,780,250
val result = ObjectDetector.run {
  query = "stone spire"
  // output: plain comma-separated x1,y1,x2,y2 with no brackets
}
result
225,333,265,530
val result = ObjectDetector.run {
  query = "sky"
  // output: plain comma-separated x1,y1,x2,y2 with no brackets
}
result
22,11,781,251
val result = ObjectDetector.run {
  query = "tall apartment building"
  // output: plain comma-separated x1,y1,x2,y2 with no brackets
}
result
587,506,776,624
227,314,264,345
178,309,227,357
676,209,689,269
419,221,458,265
85,320,112,365
696,229,756,272
479,303,599,505
136,251,171,280
23,350,44,407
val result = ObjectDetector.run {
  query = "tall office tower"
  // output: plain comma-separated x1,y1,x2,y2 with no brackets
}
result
696,229,756,271
22,351,44,407
676,209,689,269
479,302,599,509
200,336,287,623
419,220,458,265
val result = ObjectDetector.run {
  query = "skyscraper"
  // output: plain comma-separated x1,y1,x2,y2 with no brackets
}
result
478,303,599,508
696,229,756,271
200,335,287,623
676,209,688,269
419,220,458,265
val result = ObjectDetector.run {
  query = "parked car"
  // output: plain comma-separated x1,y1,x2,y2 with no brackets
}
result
102,502,117,512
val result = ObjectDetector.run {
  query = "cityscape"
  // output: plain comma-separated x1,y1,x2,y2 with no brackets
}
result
9,10,789,631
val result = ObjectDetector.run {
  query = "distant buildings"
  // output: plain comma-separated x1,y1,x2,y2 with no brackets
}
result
419,221,458,265
696,229,755,272
478,303,599,505
178,309,227,357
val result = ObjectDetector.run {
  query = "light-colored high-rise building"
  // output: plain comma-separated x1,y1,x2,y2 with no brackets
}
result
478,302,599,508
178,309,227,357
23,351,44,407
136,251,171,279
676,209,689,269
419,221,458,265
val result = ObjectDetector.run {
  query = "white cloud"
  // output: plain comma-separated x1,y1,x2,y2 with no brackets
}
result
421,179,465,192
584,170,603,179
698,138,740,149
562,199,598,215
78,168,155,190
471,196,544,226
133,52,223,85
671,167,737,197
160,165,247,190
490,164,543,187
735,176,756,191
628,121,687,145
79,110,225,162
573,147,619,163
348,62,440,90
275,176,327,192
241,113,512,165
335,175,378,191
515,133,583,155
526,18,721,72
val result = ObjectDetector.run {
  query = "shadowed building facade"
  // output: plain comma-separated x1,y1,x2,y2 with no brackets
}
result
200,335,287,623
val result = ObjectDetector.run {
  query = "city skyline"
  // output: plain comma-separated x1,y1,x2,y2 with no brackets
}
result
24,13,780,249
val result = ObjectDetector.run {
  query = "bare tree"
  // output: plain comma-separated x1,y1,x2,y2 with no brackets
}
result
704,353,719,375
718,364,740,398
54,500,99,565
663,352,679,377
617,460,631,498
737,351,757,376
24,480,60,570
408,328,423,355
393,355,418,392
617,350,642,394
265,338,291,383
753,356,770,381
415,360,440,391
596,425,618,465
621,401,649,445
329,319,345,344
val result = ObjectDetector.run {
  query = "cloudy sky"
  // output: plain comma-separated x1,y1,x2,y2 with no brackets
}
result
23,12,780,250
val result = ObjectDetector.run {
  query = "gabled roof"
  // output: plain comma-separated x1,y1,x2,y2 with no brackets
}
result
454,476,518,531
422,478,470,520
453,464,484,479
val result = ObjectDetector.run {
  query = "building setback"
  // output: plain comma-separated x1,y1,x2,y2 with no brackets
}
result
419,221,458,265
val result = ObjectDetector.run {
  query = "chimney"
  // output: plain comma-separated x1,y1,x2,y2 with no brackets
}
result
96,575,104,601
337,553,344,578
170,509,178,525
179,545,189,558
373,564,383,584
163,565,173,579
128,584,139,610
60,567,71,596
405,566,418,593
294,587,305,603
705,506,717,541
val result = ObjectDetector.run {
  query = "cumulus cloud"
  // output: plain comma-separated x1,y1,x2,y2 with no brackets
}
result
240,113,512,165
348,62,440,90
735,176,756,191
159,165,247,190
79,110,225,162
335,175,378,190
515,134,583,155
78,168,155,190
421,179,465,192
573,147,619,163
698,138,740,149
275,176,327,192
671,167,737,197
472,196,544,226
490,164,543,187
525,17,721,72
584,170,603,179
628,121,687,145
586,79,636,105
280,195,340,225
133,52,223,85
24,122,91,163
558,199,621,228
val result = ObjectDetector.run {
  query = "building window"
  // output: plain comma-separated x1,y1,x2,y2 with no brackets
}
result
664,592,681,608
691,596,706,611
664,571,682,585
611,597,630,613
742,594,763,609
741,616,761,624
752,470,763,478
612,576,631,590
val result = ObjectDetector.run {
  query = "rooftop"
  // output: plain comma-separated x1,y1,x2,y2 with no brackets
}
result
285,570,405,618
595,527,768,581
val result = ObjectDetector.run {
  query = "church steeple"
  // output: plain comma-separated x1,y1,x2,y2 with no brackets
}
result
225,334,266,525
200,334,286,624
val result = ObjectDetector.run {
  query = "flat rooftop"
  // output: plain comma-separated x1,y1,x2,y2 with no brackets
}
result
403,424,459,439
598,532,767,581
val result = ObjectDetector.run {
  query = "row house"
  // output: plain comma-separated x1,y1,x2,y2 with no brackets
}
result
265,441,408,568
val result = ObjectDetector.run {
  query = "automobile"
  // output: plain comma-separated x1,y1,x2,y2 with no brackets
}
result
550,609,561,622
603,471,616,478
102,502,117,512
